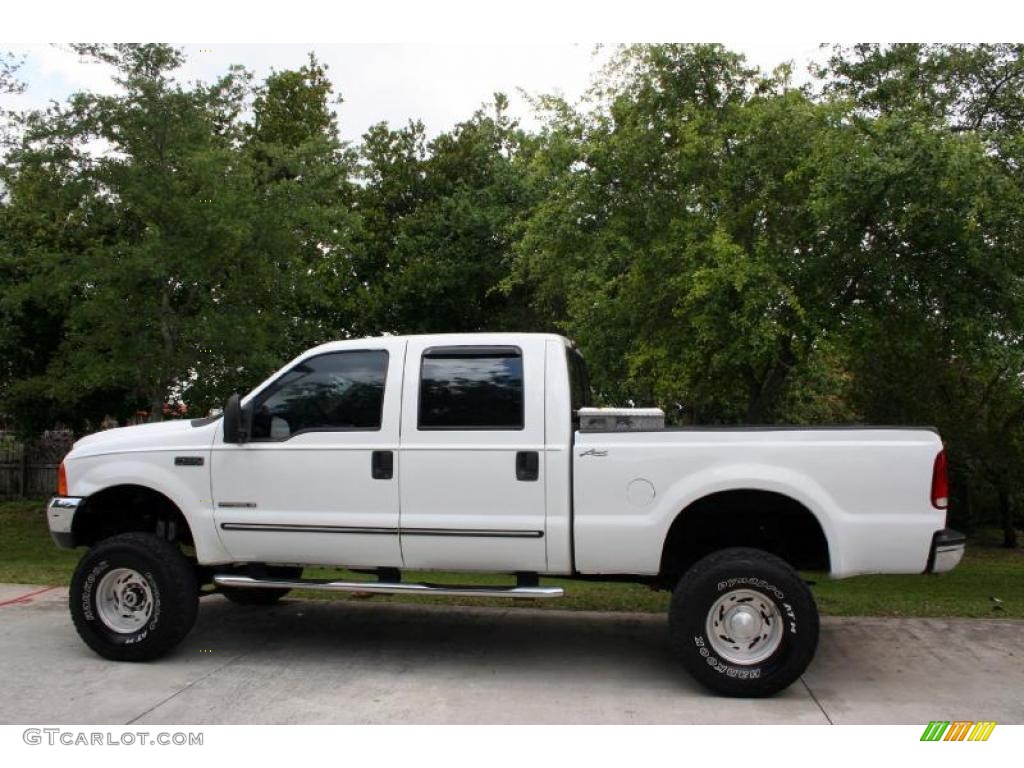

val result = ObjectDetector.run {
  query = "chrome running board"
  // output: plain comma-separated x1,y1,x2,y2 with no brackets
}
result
213,574,564,599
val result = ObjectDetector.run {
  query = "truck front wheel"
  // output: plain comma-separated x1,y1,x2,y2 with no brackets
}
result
70,532,199,661
669,547,819,697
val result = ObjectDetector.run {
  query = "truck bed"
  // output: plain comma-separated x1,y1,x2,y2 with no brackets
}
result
572,426,946,578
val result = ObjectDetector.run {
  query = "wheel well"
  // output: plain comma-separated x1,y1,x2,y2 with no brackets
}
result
73,485,194,548
659,489,830,586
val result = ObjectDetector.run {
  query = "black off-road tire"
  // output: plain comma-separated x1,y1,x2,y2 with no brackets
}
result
669,547,819,697
220,567,302,605
70,532,199,662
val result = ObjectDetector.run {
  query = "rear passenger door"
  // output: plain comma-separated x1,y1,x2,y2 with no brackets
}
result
398,339,547,572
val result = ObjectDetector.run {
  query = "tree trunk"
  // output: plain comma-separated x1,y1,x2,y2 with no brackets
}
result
150,283,176,425
745,340,797,423
963,477,973,531
999,487,1018,549
148,391,164,423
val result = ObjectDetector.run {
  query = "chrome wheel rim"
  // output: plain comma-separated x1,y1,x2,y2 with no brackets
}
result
705,588,783,665
96,568,154,634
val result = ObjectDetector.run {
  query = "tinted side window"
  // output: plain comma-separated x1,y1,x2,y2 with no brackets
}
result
251,350,389,439
419,347,524,430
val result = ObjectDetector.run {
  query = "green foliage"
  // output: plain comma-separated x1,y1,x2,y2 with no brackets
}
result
238,52,362,370
251,53,338,149
353,93,541,334
812,44,1024,538
514,46,851,421
0,44,359,426
0,49,25,144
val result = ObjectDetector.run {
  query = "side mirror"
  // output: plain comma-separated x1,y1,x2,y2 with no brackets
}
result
223,393,249,444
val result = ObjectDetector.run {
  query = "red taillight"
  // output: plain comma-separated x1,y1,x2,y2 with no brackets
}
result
57,462,68,497
931,450,948,509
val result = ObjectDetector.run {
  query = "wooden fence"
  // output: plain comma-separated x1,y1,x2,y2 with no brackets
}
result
0,431,74,500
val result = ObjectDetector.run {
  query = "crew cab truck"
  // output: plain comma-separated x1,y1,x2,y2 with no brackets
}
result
47,333,964,697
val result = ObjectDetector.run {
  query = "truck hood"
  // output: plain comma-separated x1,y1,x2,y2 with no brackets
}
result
71,418,218,458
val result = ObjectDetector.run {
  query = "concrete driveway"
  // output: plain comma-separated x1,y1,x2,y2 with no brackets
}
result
0,583,1021,725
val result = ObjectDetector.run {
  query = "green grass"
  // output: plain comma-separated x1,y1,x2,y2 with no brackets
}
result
0,500,82,585
2,499,1020,618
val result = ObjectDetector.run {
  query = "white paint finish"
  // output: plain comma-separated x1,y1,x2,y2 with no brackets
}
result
627,479,656,507
573,428,946,577
69,417,210,457
55,331,952,583
67,421,231,564
397,334,550,571
543,339,574,573
211,338,407,567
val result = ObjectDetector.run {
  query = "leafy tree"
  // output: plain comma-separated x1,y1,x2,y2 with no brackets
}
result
0,134,133,433
0,50,22,93
354,94,540,335
512,45,853,421
0,49,25,145
250,53,337,149
817,43,1024,137
244,54,361,355
0,45,356,426
817,43,1024,542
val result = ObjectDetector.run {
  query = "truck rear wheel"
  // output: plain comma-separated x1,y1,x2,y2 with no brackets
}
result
70,532,199,661
669,547,819,697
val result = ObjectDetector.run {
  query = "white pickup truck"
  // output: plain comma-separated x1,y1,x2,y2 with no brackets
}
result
47,333,964,696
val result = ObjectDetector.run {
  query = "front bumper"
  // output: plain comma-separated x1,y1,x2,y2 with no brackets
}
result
926,528,966,574
46,496,83,549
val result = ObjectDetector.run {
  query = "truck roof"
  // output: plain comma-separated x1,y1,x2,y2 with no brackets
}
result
305,332,573,355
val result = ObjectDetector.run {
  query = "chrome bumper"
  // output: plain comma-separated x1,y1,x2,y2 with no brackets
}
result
927,528,966,574
46,496,83,548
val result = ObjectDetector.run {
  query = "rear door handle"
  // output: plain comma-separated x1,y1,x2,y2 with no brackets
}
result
515,451,539,481
371,450,394,480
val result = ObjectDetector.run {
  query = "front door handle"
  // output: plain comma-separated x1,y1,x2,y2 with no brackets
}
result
515,451,539,481
371,450,393,480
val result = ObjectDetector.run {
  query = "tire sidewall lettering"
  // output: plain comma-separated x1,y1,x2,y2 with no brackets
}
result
716,576,785,601
692,633,763,680
80,559,109,622
783,601,797,634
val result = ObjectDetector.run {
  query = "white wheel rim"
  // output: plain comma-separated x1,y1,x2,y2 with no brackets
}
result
705,588,783,665
96,568,154,634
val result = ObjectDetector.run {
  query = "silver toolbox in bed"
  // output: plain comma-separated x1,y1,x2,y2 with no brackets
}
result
578,407,665,432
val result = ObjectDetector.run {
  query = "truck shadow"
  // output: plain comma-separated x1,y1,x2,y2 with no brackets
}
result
188,594,692,689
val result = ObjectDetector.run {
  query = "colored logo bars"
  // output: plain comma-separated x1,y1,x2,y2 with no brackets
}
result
921,721,997,742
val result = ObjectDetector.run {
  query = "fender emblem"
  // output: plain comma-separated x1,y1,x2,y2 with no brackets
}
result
174,456,204,467
579,448,608,458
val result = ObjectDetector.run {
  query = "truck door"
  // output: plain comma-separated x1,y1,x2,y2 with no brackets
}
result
211,339,405,568
398,338,548,571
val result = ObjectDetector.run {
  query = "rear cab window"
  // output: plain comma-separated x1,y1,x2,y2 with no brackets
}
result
566,345,592,430
418,346,524,430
